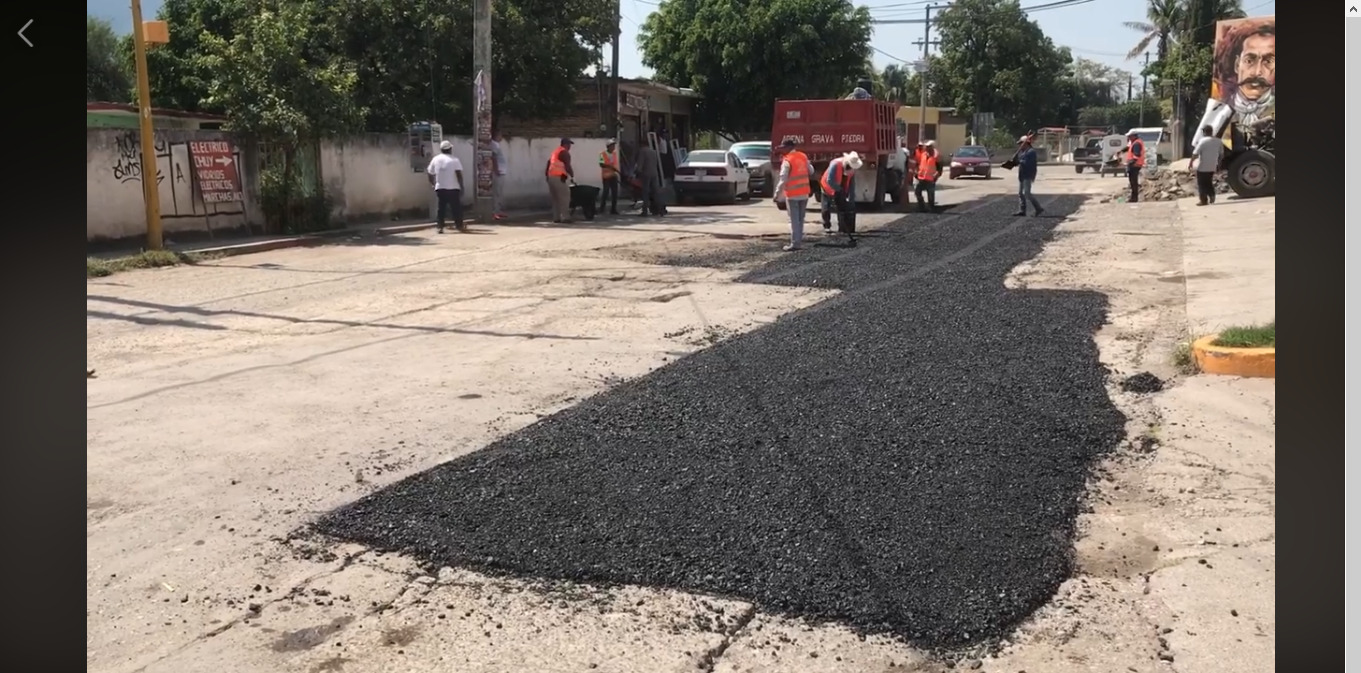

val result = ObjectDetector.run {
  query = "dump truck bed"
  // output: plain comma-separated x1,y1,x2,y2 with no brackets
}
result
770,99,899,163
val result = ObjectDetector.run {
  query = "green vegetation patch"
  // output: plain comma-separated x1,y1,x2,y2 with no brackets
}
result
1211,322,1275,349
87,250,219,278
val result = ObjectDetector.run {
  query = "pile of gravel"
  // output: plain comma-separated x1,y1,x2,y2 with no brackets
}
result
315,195,1126,647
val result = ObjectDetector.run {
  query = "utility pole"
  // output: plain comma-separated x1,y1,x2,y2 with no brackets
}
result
129,0,163,250
1138,51,1150,126
918,3,937,143
610,1,621,141
472,0,493,224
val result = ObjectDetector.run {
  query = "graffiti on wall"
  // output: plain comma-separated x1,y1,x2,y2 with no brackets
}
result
112,132,167,185
1211,15,1275,126
107,131,246,220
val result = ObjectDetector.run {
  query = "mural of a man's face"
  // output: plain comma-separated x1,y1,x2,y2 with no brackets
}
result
1235,32,1275,101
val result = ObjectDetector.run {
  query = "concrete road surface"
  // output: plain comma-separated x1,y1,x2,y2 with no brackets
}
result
88,168,1271,673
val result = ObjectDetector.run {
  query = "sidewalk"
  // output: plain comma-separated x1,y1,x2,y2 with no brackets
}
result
1179,196,1275,335
1146,195,1275,673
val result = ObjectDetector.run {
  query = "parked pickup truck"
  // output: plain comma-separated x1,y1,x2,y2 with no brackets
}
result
1071,137,1105,173
769,98,902,209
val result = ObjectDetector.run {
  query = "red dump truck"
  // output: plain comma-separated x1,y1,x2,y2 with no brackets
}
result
769,98,902,209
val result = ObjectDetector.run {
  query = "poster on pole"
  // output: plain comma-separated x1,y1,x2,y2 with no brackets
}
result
187,140,243,203
474,69,494,199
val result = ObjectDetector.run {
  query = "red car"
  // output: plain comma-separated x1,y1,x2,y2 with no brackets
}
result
948,145,993,179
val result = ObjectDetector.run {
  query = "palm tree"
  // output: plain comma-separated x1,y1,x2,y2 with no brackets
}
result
1124,0,1247,60
1124,0,1184,61
881,64,911,104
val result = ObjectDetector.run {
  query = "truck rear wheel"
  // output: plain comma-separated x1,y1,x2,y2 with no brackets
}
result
1226,149,1275,198
868,165,887,211
1075,165,1084,174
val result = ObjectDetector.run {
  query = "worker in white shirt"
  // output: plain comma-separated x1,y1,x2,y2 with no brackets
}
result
426,140,466,233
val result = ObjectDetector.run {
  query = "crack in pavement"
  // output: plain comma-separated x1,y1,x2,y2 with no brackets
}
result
698,604,759,672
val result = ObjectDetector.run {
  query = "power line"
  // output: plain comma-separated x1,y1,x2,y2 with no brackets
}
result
872,45,912,63
870,0,1094,24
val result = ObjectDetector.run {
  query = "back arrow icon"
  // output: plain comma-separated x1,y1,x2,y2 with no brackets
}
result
17,19,31,47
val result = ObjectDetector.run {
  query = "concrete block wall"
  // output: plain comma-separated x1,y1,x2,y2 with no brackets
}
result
87,128,258,242
87,129,616,243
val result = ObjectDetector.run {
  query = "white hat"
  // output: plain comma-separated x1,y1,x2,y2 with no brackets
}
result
844,151,863,170
439,140,453,151
924,140,936,147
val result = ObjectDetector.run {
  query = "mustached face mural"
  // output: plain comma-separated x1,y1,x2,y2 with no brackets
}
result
1211,16,1275,126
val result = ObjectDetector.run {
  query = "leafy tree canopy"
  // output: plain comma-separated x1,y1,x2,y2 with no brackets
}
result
88,15,132,103
197,0,363,142
638,0,874,138
930,0,1074,134
132,0,616,136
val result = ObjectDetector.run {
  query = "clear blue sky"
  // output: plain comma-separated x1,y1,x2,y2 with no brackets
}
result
90,0,1276,80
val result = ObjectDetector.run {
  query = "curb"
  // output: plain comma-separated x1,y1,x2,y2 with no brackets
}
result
191,230,354,258
186,213,555,259
1191,334,1275,379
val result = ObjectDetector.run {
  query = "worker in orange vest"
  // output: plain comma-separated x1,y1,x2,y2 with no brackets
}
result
820,151,863,246
913,140,942,213
545,138,575,223
598,140,621,216
1123,130,1146,203
772,138,813,251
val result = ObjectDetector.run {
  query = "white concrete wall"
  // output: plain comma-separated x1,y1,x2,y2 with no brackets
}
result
319,133,434,220
88,130,615,242
319,134,615,215
87,128,254,242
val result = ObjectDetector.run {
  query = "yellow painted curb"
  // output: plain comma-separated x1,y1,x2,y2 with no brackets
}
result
1192,334,1275,379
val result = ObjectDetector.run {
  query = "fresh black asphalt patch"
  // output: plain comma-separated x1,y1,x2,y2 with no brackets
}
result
314,195,1127,648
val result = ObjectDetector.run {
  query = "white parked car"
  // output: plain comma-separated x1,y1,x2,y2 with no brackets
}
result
729,141,773,197
673,149,751,204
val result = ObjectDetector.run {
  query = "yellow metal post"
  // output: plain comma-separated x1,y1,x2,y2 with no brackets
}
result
130,0,163,250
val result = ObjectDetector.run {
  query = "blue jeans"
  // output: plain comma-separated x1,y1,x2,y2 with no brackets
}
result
1017,179,1042,213
786,198,809,245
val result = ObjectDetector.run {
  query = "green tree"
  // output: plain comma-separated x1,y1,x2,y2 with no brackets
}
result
198,0,363,142
134,0,616,133
1076,100,1145,131
931,0,1073,134
1123,0,1183,61
880,63,911,104
88,15,132,102
638,0,873,138
132,0,255,113
196,0,364,232
327,0,615,133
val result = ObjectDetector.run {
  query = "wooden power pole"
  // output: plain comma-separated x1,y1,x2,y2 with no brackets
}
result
130,0,163,250
610,1,621,140
918,3,937,142
472,0,494,223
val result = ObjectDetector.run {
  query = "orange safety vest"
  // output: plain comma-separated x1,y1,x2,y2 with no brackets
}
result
821,159,852,195
547,146,569,178
599,149,619,179
783,150,812,198
916,152,938,181
1128,139,1146,168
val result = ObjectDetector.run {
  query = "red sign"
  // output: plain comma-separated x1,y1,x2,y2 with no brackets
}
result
188,140,243,203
